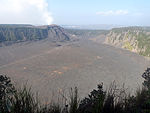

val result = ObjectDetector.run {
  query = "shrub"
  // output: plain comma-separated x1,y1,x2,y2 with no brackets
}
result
10,86,39,113
142,68,150,89
0,75,15,113
78,83,106,113
69,87,79,113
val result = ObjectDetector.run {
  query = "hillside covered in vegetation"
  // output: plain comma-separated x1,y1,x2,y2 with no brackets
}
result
105,27,150,57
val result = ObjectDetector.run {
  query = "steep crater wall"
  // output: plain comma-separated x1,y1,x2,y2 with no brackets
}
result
105,27,150,57
0,24,70,46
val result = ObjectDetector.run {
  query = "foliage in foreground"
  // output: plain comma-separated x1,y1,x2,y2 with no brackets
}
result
1,68,150,113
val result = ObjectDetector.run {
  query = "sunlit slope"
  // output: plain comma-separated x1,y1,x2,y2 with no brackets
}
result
105,27,150,57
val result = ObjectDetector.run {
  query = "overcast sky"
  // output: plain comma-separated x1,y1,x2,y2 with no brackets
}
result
0,0,150,26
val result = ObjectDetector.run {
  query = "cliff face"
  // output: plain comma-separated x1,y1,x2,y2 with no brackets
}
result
0,24,70,45
47,25,70,42
105,27,150,57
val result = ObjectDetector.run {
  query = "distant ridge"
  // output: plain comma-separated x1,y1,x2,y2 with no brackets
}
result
61,24,125,30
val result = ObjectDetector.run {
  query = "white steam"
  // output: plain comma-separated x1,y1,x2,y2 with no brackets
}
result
0,0,53,25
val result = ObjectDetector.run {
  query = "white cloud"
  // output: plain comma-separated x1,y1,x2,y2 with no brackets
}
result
0,0,53,25
96,10,128,16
